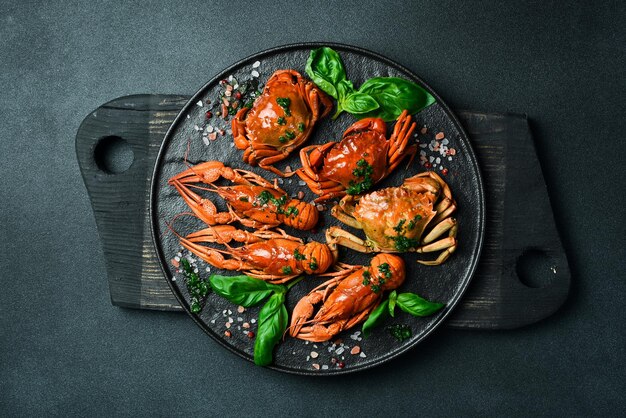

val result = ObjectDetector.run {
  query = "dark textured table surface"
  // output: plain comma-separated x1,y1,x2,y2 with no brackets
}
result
1,1,624,416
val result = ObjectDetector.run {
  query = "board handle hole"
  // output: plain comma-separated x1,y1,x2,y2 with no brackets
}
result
94,136,134,174
516,249,557,288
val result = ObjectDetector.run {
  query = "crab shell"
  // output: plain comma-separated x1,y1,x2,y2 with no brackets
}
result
320,118,390,188
354,187,436,251
231,69,332,176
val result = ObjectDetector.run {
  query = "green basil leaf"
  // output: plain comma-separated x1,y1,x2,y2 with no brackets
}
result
331,79,356,119
209,274,284,307
362,299,390,338
341,92,380,114
305,47,348,99
254,293,288,366
358,77,436,122
336,78,355,99
388,290,398,317
396,292,445,317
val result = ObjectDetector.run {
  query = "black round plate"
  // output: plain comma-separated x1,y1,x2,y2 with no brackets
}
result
150,43,485,375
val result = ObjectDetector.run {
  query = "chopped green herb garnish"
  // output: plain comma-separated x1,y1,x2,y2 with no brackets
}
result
298,122,305,132
294,248,306,261
257,190,289,212
282,266,293,275
285,130,295,139
275,195,288,205
391,235,421,252
228,107,237,115
347,158,374,195
277,116,286,125
362,269,371,285
257,190,273,205
285,206,299,217
276,97,291,116
393,219,406,234
243,99,254,108
239,196,249,202
271,195,288,209
387,324,412,342
309,257,318,271
370,284,381,293
180,258,211,313
378,263,392,279
406,214,422,230
279,136,288,143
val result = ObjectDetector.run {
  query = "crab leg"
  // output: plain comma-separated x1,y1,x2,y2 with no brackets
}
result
432,202,456,225
416,223,458,266
416,237,456,253
422,218,457,244
326,226,376,253
417,245,457,266
330,205,363,230
403,174,442,195
298,143,336,180
257,150,290,177
232,107,251,150
387,110,418,171
297,143,353,202
313,190,347,203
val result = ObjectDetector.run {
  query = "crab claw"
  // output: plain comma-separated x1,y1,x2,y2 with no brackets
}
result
342,117,386,137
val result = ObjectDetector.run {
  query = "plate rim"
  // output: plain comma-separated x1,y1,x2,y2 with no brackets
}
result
149,41,486,375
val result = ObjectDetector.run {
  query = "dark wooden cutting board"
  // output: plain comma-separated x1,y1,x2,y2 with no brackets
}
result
76,94,570,329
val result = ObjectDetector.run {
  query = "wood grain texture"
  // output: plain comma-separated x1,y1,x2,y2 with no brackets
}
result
75,95,570,329
76,95,187,310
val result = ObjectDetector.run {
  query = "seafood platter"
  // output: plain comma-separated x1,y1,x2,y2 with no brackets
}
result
150,43,485,374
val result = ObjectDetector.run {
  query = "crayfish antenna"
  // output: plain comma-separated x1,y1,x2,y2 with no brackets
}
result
162,211,198,241
184,183,220,193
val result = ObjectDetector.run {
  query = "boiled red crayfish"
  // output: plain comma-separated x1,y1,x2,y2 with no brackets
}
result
169,161,319,230
174,225,337,283
289,254,406,342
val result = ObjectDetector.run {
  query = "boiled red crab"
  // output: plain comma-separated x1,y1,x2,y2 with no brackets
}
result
289,254,406,342
327,171,457,265
296,110,417,202
231,69,333,176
